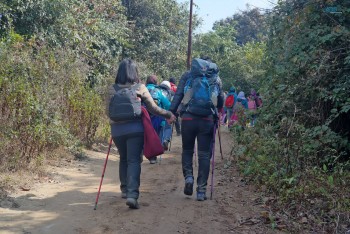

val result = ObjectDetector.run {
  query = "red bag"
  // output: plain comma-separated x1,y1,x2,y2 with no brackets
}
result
225,95,234,108
141,106,164,159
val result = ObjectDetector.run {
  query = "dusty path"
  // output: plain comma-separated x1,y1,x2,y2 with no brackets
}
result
0,128,280,234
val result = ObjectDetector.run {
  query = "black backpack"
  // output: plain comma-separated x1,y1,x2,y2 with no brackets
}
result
108,83,142,122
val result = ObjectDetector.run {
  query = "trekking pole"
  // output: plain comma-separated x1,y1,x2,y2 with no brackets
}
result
160,126,166,165
94,137,113,210
210,123,217,200
218,123,224,160
194,140,197,167
169,122,174,151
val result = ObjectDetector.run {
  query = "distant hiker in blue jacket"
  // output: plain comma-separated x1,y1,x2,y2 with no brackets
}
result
233,91,248,127
158,80,174,151
237,91,248,109
145,75,171,164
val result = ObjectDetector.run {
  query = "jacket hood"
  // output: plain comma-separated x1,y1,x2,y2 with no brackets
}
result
251,89,257,97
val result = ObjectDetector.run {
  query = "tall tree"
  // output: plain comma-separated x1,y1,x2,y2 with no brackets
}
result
124,0,193,79
193,23,266,92
213,8,269,45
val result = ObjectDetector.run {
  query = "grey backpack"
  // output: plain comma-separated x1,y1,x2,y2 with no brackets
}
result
108,84,142,122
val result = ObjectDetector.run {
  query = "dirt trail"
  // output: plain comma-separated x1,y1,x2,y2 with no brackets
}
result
0,128,279,234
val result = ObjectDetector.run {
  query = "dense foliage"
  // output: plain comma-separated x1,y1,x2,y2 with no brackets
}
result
0,0,349,231
0,0,191,171
230,0,350,232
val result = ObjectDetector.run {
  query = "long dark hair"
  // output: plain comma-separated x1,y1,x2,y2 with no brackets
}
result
115,59,140,84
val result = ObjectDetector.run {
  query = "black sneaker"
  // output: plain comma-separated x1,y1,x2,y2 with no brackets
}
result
149,157,157,164
163,141,169,151
126,198,140,209
196,192,207,201
184,177,194,196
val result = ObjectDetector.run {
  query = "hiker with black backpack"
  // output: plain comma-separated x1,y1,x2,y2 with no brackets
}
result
107,59,176,209
145,75,171,164
249,89,263,126
169,56,224,201
255,92,263,108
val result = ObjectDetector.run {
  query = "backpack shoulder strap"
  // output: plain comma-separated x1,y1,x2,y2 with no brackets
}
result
130,83,141,91
112,84,120,93
184,75,194,93
114,83,140,91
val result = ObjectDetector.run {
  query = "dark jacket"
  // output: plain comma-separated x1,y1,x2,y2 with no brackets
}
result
169,71,224,118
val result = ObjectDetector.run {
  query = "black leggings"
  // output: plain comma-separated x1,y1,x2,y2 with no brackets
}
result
181,119,214,193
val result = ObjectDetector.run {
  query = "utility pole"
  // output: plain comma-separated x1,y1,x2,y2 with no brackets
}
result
186,0,193,70
121,0,130,59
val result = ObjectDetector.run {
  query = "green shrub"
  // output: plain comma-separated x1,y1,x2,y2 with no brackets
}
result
0,34,103,171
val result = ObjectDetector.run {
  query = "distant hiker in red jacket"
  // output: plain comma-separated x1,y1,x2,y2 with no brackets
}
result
169,77,177,93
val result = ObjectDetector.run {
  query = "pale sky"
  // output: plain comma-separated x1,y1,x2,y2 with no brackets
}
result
176,0,277,32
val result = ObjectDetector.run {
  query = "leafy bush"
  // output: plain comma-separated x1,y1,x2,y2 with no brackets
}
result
0,33,102,171
231,1,350,232
0,0,192,172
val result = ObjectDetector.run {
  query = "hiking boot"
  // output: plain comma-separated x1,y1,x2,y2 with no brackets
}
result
140,153,143,163
184,176,194,196
121,192,127,199
163,141,169,151
126,198,140,209
196,192,207,201
149,157,157,164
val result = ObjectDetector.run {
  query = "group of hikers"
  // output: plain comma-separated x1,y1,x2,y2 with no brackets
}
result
221,87,263,128
106,56,260,209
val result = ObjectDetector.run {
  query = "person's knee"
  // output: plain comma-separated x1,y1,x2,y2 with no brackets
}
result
183,149,194,156
197,150,211,160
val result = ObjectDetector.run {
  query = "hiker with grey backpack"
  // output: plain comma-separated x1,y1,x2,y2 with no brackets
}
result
106,59,175,209
169,56,224,201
